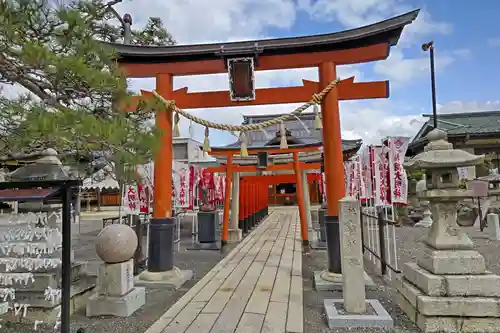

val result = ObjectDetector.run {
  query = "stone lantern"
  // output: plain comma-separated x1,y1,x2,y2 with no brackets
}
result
404,129,484,249
395,129,500,332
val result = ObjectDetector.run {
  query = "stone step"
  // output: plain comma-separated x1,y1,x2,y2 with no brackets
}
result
0,262,85,291
417,249,486,275
394,276,500,317
394,286,500,333
403,262,500,297
8,274,96,308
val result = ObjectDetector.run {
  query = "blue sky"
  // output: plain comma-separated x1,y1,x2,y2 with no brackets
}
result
277,1,499,116
123,0,500,146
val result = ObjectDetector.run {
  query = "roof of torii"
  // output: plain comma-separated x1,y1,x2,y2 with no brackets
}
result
105,10,419,65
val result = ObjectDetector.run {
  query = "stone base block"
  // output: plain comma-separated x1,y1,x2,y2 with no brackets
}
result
324,299,393,330
86,287,145,317
394,276,500,317
187,242,220,251
395,288,500,332
403,262,500,297
417,315,500,333
310,240,327,250
313,271,376,291
227,228,242,242
97,259,134,297
417,248,486,275
414,219,432,228
136,267,193,289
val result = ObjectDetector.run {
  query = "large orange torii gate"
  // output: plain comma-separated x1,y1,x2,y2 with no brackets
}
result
108,10,419,279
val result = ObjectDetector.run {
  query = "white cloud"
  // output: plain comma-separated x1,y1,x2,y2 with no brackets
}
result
437,100,500,114
338,100,424,144
373,47,455,85
397,9,452,46
297,0,452,44
115,0,297,44
297,0,457,88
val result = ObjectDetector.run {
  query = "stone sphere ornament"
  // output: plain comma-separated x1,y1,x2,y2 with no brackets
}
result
95,224,138,264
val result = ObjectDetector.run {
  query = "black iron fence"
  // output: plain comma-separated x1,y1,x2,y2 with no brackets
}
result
360,206,400,280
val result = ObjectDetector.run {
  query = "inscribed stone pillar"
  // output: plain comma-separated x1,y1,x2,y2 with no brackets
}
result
301,170,313,230
339,196,366,313
487,213,500,241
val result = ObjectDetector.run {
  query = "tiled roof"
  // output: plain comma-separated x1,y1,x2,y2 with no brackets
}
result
426,111,500,135
410,111,500,150
219,137,362,152
217,112,363,153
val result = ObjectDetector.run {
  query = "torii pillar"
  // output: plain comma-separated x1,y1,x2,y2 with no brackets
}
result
229,172,242,241
137,74,193,287
319,62,345,275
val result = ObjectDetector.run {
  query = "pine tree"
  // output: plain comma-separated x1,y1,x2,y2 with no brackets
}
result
0,0,174,181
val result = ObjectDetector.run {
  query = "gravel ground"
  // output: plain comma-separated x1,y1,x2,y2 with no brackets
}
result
3,215,499,333
2,218,237,333
303,225,500,333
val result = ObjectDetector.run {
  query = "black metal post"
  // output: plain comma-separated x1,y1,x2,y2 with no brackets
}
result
360,211,365,254
430,47,437,128
190,211,220,250
318,208,327,243
147,217,175,272
423,41,438,128
133,215,144,274
325,215,341,274
377,209,387,276
61,185,72,333
478,197,484,231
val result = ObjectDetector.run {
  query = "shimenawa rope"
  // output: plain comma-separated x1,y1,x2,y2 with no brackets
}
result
151,78,340,155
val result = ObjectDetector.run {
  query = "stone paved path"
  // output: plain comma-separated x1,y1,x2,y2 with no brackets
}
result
145,208,303,333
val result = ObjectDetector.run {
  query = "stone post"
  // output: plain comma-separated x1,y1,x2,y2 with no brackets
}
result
87,224,145,317
339,197,366,313
487,213,500,241
228,172,242,241
323,197,392,330
301,170,313,231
